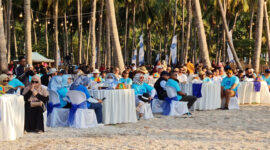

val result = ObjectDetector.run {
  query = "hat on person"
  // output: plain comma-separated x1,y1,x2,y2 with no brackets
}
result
160,71,169,76
59,69,67,74
138,93,150,103
136,66,148,74
199,71,205,76
92,69,100,74
174,68,180,72
206,70,213,75
265,69,270,73
48,68,57,74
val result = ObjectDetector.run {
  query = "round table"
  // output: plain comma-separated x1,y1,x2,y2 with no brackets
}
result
89,89,137,124
238,81,270,104
0,94,24,141
180,82,221,110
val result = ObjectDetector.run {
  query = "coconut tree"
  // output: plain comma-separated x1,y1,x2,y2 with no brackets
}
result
192,0,211,68
0,0,7,72
106,0,125,72
252,0,264,74
90,0,97,70
264,1,270,67
77,0,83,64
184,0,192,64
24,0,32,65
54,0,59,69
96,0,104,67
6,0,12,63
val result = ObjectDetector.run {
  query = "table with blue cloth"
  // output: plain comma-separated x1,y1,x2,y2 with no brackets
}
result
180,82,221,110
88,89,137,124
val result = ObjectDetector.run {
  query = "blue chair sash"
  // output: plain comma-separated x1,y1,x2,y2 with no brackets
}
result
162,97,178,116
47,102,61,117
68,101,88,126
254,81,261,92
192,83,202,98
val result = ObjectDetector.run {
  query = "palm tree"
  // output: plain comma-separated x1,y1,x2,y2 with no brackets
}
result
106,0,125,72
184,0,192,64
96,0,104,67
6,0,12,63
90,0,97,70
0,0,7,72
77,0,83,64
252,0,264,74
124,0,129,65
193,0,211,68
24,0,32,65
264,1,270,67
218,0,243,70
54,0,59,69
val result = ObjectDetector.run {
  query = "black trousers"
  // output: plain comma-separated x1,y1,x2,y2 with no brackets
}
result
181,96,197,109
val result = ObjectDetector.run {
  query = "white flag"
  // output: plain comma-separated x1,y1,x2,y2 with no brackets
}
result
165,55,169,64
57,47,61,66
155,53,160,62
227,31,234,63
132,49,137,65
170,35,177,65
138,35,144,65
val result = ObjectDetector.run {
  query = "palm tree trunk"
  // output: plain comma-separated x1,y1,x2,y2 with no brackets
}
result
124,1,129,65
86,19,91,65
181,0,185,65
263,2,270,67
193,0,211,68
13,21,18,59
54,0,59,69
96,0,104,68
30,9,37,45
106,0,125,72
184,0,192,64
218,0,243,70
77,0,82,64
252,0,264,74
222,0,226,63
24,0,32,65
249,5,255,64
132,2,136,64
173,0,177,35
0,0,7,72
63,12,67,59
6,0,12,63
90,0,97,69
45,11,49,57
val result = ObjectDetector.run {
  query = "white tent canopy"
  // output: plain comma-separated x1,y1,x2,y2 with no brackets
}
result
15,52,54,63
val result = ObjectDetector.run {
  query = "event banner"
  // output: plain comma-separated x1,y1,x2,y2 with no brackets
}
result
139,35,144,65
170,35,177,65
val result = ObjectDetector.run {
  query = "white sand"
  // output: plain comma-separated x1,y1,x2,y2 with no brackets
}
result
1,105,270,150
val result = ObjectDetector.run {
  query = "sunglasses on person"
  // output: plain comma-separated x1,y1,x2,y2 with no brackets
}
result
7,74,12,76
31,81,39,84
3,80,9,83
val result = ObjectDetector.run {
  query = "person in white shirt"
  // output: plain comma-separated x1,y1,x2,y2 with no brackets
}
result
175,67,188,83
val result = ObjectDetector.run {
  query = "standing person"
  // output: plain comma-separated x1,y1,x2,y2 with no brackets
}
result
166,71,197,110
221,69,240,110
154,71,170,100
22,75,49,133
15,57,26,77
8,60,15,72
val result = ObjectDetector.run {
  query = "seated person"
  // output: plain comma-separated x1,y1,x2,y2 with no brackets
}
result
104,73,118,89
203,71,213,82
119,70,132,88
166,71,197,110
0,74,15,94
70,76,103,124
262,69,270,91
56,74,73,108
22,75,49,132
48,75,63,92
244,68,256,79
236,70,245,81
221,69,240,110
7,71,25,89
90,69,104,83
212,69,222,83
154,71,169,100
175,67,188,83
113,67,122,80
100,71,107,81
132,67,156,119
199,71,206,81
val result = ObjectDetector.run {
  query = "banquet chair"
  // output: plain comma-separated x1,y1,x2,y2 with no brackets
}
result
151,96,164,113
43,111,47,131
164,86,189,116
47,90,70,127
221,96,239,110
67,91,98,128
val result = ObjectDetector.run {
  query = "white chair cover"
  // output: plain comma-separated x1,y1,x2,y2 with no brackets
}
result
67,91,98,128
165,86,189,116
221,96,240,110
151,98,164,113
141,103,154,120
47,90,69,127
43,111,47,131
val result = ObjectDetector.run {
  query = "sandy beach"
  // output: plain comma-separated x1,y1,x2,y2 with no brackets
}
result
1,104,270,150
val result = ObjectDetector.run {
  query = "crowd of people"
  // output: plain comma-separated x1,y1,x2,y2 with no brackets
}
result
1,56,270,133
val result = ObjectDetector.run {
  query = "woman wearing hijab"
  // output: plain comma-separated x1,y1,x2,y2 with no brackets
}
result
56,74,73,108
48,75,63,92
132,67,156,119
0,74,15,94
104,73,118,89
70,76,103,124
22,75,49,132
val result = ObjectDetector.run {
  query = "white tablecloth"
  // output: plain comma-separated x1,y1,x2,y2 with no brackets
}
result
238,81,270,104
89,89,137,124
0,95,24,141
180,83,221,110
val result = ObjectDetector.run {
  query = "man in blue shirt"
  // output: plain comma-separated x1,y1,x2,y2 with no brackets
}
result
166,71,197,109
262,69,270,91
221,69,240,110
